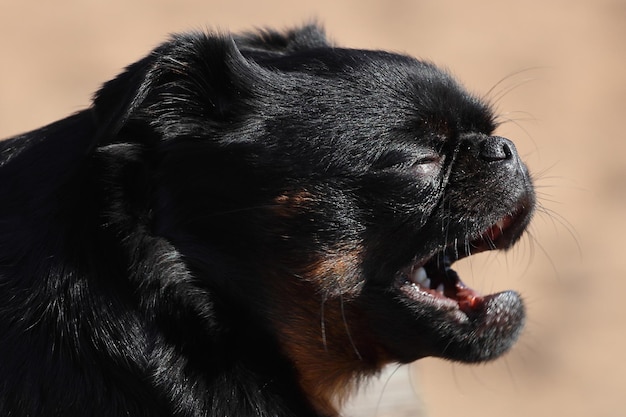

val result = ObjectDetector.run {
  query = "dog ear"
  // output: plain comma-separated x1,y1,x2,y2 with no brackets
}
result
91,53,159,144
91,32,265,144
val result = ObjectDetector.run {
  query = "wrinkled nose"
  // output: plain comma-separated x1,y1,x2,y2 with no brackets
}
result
479,136,515,162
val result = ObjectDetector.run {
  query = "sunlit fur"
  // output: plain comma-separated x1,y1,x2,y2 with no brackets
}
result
0,25,534,416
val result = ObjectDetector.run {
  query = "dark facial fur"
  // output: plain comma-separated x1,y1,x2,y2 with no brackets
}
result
0,25,535,416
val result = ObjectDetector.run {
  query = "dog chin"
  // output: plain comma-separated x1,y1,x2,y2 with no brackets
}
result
0,24,537,417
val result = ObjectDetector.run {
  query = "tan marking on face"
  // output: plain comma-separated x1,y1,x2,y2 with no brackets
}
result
272,191,314,218
265,247,391,416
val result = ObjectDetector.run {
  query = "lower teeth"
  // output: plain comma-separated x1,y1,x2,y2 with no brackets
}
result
408,266,447,295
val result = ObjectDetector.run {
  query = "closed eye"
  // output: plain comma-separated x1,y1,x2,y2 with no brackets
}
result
370,149,414,170
371,149,442,173
411,154,443,175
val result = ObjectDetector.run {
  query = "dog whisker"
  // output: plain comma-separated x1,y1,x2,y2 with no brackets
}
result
534,204,581,257
373,363,404,417
320,296,328,353
340,293,362,361
490,76,541,106
0,23,538,416
484,66,549,103
495,115,538,149
494,110,538,122
526,229,561,281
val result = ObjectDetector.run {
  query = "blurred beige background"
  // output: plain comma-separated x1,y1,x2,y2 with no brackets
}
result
1,1,624,416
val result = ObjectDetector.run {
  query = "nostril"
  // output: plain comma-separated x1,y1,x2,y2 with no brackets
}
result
479,136,513,162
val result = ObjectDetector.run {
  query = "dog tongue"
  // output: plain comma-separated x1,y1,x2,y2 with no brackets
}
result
456,282,484,314
419,258,484,313
442,265,484,313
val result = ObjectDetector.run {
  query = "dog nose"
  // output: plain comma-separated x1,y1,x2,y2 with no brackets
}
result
479,136,515,162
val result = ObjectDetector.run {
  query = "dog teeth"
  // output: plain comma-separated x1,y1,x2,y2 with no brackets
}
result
496,219,505,230
411,267,430,287
408,266,445,294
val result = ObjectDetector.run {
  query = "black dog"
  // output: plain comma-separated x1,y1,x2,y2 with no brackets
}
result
0,25,535,416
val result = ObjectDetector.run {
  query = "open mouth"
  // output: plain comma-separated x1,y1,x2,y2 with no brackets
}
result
398,209,527,316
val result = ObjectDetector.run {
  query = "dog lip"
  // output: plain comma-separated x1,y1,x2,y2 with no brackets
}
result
396,207,529,315
455,204,532,261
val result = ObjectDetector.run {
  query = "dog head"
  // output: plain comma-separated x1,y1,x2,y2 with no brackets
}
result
93,25,535,414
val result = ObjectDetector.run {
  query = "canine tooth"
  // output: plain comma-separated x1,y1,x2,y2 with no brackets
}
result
436,283,445,294
423,278,431,289
412,267,429,285
496,219,505,230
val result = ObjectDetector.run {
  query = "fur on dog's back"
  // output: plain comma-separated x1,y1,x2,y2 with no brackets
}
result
0,25,534,416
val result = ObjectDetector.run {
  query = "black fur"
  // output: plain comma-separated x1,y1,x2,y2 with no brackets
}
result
0,25,535,416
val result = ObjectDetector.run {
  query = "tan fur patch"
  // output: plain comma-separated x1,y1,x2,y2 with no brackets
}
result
266,248,390,416
272,191,315,218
